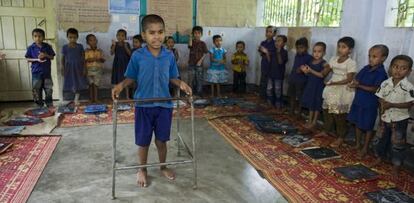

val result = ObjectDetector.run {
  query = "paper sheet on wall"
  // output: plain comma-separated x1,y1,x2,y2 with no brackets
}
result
57,0,111,32
197,0,257,27
147,0,193,36
287,28,312,50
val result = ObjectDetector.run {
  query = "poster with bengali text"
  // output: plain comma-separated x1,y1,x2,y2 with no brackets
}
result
147,0,193,43
57,0,111,32
197,0,257,27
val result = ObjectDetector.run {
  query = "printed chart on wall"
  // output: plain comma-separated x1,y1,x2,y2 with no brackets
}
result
109,0,140,14
287,28,312,50
147,0,193,43
197,0,257,27
57,0,111,32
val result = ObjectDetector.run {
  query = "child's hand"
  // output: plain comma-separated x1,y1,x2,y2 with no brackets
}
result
112,84,124,100
220,59,226,64
0,53,5,60
196,60,202,66
179,81,192,96
112,40,116,46
348,80,359,88
38,52,46,59
325,80,332,86
381,101,392,110
300,65,310,74
259,46,268,54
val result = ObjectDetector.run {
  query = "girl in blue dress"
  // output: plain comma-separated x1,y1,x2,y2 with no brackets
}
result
111,29,131,99
62,28,88,105
206,35,228,97
347,44,388,157
301,42,331,129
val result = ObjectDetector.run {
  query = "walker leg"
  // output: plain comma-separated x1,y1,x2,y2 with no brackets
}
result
112,101,118,199
190,99,197,189
176,89,183,157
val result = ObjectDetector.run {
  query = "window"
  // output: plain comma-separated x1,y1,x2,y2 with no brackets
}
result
263,0,343,27
385,0,414,27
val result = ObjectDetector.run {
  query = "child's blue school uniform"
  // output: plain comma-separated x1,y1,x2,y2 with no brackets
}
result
288,53,313,100
259,39,276,98
269,48,288,80
124,46,179,146
301,60,326,111
347,64,388,131
62,43,88,92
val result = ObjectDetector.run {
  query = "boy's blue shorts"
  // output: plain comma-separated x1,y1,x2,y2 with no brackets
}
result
135,107,173,146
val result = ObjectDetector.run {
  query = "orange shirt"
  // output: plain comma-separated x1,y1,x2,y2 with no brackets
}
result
85,48,104,69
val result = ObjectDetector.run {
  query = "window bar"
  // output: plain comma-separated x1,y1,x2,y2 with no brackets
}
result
306,0,311,26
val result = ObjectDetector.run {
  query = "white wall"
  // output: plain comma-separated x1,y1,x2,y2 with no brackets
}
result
57,14,140,97
55,0,414,94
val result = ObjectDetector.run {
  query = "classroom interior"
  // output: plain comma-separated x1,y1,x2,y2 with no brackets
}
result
1,0,414,202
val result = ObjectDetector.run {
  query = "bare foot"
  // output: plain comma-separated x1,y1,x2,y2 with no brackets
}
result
352,144,361,150
315,131,329,137
160,167,176,180
136,169,148,187
358,148,367,158
392,165,400,177
329,138,344,148
305,123,315,129
369,158,382,168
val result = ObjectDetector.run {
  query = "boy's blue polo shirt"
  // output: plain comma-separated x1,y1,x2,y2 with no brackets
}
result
25,42,55,78
125,46,179,108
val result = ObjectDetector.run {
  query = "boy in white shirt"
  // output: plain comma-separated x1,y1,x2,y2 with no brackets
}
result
374,55,414,175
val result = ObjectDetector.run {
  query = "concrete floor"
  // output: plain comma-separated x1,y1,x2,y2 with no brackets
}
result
28,118,287,203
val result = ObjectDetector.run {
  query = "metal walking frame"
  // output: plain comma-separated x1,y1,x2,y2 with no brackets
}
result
111,95,197,199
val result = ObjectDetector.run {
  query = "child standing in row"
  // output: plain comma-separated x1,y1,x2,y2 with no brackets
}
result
374,55,414,174
267,35,288,110
207,35,228,97
132,34,143,52
62,28,88,105
85,34,105,103
166,36,179,96
301,42,331,128
111,29,131,99
347,44,389,157
188,26,209,96
165,36,179,61
374,55,414,175
258,26,276,99
322,37,357,147
231,41,249,94
25,28,56,107
288,37,312,117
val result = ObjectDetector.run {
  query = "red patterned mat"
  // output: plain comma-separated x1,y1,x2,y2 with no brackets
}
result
208,115,414,202
0,135,61,203
57,96,276,128
57,104,207,127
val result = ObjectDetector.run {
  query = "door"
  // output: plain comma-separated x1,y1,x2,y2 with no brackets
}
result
0,0,58,101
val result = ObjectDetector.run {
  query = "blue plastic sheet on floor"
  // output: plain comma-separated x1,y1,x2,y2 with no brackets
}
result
0,126,25,135
57,106,76,114
4,117,43,126
84,104,107,114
